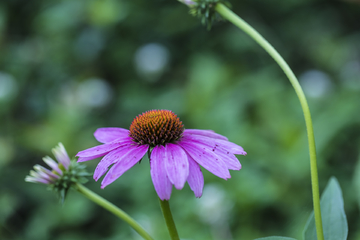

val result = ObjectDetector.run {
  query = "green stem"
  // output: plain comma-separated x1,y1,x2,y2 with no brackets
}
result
214,3,324,240
74,183,154,240
159,199,180,240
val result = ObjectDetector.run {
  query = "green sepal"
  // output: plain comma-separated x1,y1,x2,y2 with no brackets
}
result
188,0,231,30
48,159,91,203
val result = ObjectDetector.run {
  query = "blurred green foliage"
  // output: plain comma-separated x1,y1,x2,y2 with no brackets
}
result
0,0,359,239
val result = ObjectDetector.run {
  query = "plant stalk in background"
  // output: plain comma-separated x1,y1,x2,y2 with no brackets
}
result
214,3,324,240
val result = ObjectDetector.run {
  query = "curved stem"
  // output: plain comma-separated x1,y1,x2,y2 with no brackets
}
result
159,199,180,240
74,183,154,240
214,3,324,240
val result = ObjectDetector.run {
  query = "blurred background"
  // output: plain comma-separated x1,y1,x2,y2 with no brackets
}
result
0,0,359,239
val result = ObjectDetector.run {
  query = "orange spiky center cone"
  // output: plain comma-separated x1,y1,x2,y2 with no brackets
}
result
129,110,184,147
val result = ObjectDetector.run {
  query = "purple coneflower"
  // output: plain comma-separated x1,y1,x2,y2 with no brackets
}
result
76,110,246,200
26,143,89,201
25,143,71,185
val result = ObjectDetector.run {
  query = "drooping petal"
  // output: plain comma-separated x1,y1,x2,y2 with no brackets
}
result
76,139,132,158
216,139,247,155
191,142,241,170
150,145,172,200
42,156,62,175
182,134,246,155
101,145,148,188
178,141,231,179
183,129,228,141
77,154,105,163
93,145,135,181
187,135,244,169
214,147,241,170
164,143,189,190
186,154,204,198
94,128,130,143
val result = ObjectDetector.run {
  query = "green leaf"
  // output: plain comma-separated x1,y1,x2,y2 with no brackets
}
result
303,177,348,240
254,237,297,240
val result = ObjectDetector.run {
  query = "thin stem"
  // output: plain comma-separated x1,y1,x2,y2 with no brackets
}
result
214,3,324,240
74,183,154,240
159,199,180,240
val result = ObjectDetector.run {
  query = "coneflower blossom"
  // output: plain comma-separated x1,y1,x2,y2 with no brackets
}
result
26,143,89,201
25,143,71,185
76,110,246,200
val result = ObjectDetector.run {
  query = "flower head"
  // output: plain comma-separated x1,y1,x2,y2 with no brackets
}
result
26,143,90,202
76,110,246,200
179,0,232,30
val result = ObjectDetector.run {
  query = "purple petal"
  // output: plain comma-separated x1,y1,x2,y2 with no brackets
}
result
34,165,58,180
77,154,105,163
76,138,133,158
164,143,189,190
182,134,246,155
101,145,148,188
27,170,53,184
210,146,241,170
93,145,135,181
29,170,46,180
25,176,50,184
217,140,246,155
35,170,52,181
150,145,173,200
42,156,62,175
184,129,228,141
52,143,71,170
178,141,231,179
94,128,130,143
182,136,243,170
186,154,204,198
